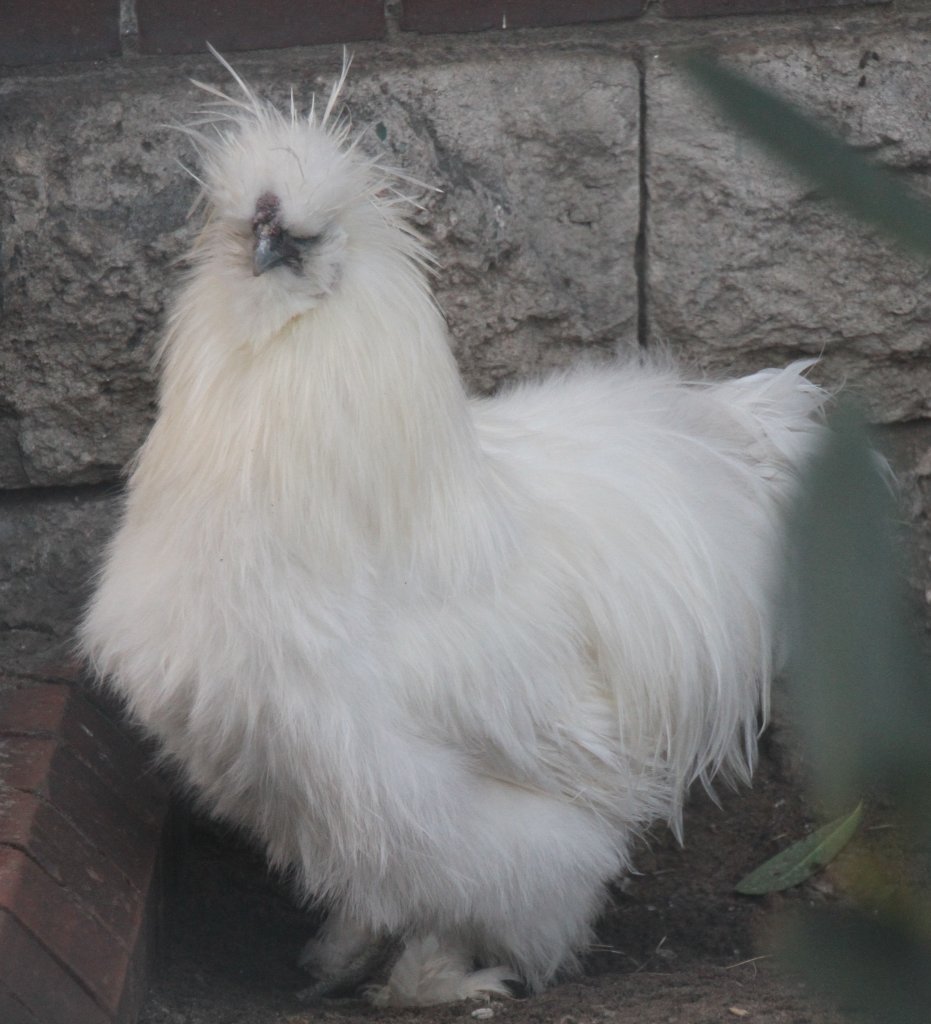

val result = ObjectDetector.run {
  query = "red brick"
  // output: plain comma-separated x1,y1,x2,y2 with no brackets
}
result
0,677,170,1024
114,856,164,1024
661,0,885,14
400,0,644,33
0,788,140,938
0,848,129,1015
0,737,58,792
0,738,162,895
3,662,129,726
18,659,83,684
0,983,41,1024
0,684,167,820
0,911,110,1024
0,986,41,1024
137,0,386,55
0,0,120,67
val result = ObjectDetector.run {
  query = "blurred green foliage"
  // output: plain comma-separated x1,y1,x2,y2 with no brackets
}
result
685,56,931,1023
685,55,931,261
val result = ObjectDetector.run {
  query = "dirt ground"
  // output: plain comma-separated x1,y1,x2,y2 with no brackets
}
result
139,729,849,1024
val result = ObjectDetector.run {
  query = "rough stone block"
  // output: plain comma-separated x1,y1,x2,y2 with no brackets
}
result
646,36,931,423
341,53,641,394
0,489,120,670
0,75,194,488
0,50,639,488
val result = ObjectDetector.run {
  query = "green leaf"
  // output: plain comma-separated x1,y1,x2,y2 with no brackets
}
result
784,404,931,812
683,54,931,261
736,803,863,895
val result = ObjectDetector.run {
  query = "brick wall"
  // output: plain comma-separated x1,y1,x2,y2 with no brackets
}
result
0,670,170,1024
1,0,888,66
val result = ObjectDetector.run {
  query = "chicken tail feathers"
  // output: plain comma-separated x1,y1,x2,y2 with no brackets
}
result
719,358,830,470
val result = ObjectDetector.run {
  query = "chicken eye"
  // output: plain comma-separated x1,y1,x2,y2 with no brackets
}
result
291,233,322,247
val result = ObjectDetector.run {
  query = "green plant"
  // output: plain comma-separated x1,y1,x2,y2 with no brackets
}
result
686,56,931,1023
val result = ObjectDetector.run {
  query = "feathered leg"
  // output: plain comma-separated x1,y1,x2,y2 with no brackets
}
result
366,935,522,1007
298,916,521,1006
297,912,399,1000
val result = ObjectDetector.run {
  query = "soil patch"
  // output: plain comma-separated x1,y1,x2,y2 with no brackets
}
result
140,735,846,1024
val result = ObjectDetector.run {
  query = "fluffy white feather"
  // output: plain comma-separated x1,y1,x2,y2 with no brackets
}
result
81,60,827,1005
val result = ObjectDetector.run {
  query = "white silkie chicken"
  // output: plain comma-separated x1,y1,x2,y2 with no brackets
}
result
82,59,826,1006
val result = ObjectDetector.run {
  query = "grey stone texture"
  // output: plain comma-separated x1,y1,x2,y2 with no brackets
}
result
2,1,931,666
0,488,120,670
0,80,193,488
647,32,931,423
353,54,641,393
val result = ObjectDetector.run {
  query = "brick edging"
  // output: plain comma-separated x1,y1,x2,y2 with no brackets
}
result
0,0,894,67
0,668,170,1024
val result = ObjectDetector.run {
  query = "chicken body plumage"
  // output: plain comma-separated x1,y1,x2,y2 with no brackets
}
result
82,63,826,1005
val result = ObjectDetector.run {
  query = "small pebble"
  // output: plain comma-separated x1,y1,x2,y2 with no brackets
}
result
728,1008,750,1018
472,1008,494,1019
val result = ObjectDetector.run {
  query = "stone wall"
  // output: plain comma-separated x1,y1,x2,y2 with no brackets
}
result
2,0,930,668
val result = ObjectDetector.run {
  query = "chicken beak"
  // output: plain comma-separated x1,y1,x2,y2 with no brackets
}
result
253,231,286,277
